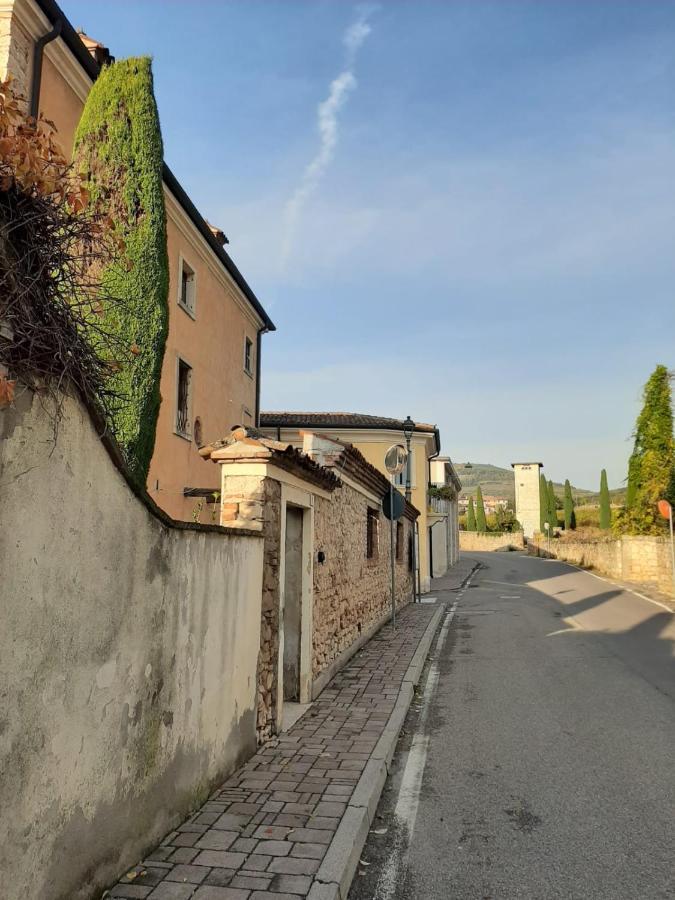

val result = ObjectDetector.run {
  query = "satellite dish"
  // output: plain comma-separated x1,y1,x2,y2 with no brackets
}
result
385,443,408,475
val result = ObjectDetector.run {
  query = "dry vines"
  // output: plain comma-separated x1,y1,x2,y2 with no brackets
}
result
0,76,125,418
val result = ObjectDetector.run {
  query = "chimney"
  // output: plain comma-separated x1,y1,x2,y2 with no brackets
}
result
77,30,114,66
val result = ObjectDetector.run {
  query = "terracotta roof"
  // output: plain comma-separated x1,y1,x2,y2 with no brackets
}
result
260,412,437,434
199,428,341,493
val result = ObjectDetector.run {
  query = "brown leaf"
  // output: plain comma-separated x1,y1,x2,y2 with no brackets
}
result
0,376,16,408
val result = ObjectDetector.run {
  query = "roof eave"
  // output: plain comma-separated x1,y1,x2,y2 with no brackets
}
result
35,0,275,333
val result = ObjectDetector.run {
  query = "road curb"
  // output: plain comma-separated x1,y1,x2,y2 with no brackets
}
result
314,566,478,900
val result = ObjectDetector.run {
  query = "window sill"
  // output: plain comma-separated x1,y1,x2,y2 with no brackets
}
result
243,367,254,380
174,428,192,443
178,301,196,321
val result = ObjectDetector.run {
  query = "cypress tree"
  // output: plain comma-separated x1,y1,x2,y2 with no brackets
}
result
539,473,548,533
547,479,557,532
623,365,675,534
475,486,488,532
466,497,476,531
74,57,169,485
599,469,611,529
563,479,576,530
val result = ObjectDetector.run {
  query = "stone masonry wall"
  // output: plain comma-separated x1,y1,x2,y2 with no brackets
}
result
0,13,32,101
312,484,414,678
218,471,280,741
460,531,525,552
529,534,673,596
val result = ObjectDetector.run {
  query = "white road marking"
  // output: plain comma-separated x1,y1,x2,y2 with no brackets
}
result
374,572,475,899
531,556,674,614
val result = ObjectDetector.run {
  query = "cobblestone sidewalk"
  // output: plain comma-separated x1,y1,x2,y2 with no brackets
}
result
107,561,475,900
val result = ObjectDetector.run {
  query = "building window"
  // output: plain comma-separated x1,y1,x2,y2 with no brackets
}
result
396,521,404,561
176,358,192,438
178,257,196,316
394,449,414,488
244,336,253,375
366,507,379,559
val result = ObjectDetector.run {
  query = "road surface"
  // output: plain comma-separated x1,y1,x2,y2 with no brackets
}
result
350,551,675,900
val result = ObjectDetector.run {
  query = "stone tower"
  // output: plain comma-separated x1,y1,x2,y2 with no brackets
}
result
511,462,543,538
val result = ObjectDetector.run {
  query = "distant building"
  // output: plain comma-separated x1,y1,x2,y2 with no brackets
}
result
512,462,543,537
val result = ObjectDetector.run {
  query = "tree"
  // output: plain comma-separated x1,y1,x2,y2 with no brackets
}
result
539,473,548,533
475,486,488,532
599,469,611,530
547,480,557,532
466,497,476,531
74,56,169,485
622,365,675,534
563,480,576,530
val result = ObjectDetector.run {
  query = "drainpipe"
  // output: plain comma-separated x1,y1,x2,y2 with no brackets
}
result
30,18,62,120
254,326,268,428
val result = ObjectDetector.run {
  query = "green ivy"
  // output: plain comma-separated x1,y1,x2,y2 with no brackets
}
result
73,57,169,484
619,364,675,534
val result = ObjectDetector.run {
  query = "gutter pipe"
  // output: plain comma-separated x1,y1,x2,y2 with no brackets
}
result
30,18,62,119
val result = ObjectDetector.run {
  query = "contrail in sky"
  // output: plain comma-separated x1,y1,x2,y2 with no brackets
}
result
280,5,377,270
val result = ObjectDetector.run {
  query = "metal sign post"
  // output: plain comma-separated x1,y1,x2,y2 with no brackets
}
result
657,499,675,596
389,478,396,626
384,444,408,626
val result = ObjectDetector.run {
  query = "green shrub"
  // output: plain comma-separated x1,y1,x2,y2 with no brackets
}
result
73,56,169,484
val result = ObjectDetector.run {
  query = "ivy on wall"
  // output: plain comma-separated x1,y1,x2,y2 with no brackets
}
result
73,57,169,484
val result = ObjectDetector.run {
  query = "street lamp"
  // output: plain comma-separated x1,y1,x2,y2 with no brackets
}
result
402,415,415,503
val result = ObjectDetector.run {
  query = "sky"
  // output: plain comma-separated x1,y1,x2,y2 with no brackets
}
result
62,0,675,490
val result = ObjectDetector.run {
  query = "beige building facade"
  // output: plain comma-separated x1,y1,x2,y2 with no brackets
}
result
512,461,543,537
0,0,275,522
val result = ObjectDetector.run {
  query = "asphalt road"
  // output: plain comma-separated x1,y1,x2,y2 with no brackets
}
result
350,551,675,900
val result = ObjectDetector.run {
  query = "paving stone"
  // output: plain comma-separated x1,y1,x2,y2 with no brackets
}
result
168,848,199,864
172,833,202,848
229,874,273,890
109,887,153,899
270,873,312,894
193,850,247,869
243,855,272,871
253,825,291,840
231,838,258,853
165,865,210,884
193,888,251,899
287,829,332,845
146,846,175,863
267,857,319,876
305,817,339,831
121,867,167,887
203,869,237,887
147,884,195,900
289,843,327,860
197,832,239,851
249,893,301,900
254,840,292,856
214,814,250,831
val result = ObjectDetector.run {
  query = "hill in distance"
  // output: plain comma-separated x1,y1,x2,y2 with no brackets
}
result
455,464,625,505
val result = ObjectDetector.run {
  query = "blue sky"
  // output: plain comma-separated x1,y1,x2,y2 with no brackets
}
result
63,0,675,490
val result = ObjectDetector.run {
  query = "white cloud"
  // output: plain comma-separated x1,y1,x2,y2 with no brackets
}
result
280,6,376,270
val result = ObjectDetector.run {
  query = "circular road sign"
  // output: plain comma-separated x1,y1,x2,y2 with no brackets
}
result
383,488,405,521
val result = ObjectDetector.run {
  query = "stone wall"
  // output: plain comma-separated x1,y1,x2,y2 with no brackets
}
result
0,11,32,99
460,531,525,552
528,534,673,596
312,484,414,679
0,388,264,900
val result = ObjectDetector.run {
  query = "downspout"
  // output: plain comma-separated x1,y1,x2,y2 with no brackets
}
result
254,326,268,428
30,18,62,120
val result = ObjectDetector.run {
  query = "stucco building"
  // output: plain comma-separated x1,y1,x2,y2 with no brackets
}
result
512,461,543,537
0,0,275,521
260,412,461,592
